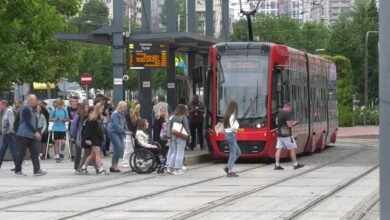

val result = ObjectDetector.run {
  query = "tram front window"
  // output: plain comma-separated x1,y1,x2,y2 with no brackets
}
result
217,52,269,120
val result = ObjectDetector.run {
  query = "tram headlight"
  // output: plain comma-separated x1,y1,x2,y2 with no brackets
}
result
256,124,262,129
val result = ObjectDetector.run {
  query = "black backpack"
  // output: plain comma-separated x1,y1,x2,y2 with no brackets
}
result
13,108,24,133
81,119,90,148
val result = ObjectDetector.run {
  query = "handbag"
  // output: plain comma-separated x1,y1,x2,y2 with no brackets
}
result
214,122,225,135
171,118,188,140
160,121,168,140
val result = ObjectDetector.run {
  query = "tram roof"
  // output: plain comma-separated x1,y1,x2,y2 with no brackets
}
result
128,32,221,55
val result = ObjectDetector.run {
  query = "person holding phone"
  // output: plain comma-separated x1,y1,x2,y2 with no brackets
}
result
274,102,304,170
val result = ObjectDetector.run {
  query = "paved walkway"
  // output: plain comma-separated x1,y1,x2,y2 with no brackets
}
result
0,138,379,220
338,126,379,138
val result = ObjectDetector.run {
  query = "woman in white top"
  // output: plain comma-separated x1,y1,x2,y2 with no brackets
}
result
135,119,166,168
223,101,241,177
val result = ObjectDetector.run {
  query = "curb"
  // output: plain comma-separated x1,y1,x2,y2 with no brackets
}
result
183,153,214,166
338,135,379,139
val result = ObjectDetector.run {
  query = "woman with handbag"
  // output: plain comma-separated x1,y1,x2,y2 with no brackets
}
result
107,101,130,173
223,101,241,177
166,104,191,175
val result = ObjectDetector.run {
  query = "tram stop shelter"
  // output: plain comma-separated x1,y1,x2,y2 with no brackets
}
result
127,32,220,118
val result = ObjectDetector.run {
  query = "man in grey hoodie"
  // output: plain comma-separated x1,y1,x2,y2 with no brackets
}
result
0,100,18,170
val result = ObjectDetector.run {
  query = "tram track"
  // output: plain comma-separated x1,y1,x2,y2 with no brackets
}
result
0,162,215,211
57,163,270,220
171,145,371,220
56,145,369,219
286,164,379,220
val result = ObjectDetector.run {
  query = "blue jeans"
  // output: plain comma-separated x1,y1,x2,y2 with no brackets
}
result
169,138,186,169
0,134,18,167
225,132,241,171
108,132,124,164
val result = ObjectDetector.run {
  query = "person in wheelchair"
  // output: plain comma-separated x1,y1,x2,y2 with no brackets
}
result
135,119,166,169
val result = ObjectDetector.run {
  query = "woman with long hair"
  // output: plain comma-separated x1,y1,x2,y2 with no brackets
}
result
70,103,88,173
166,104,191,175
126,102,141,135
36,104,47,159
223,101,241,177
123,102,141,167
153,106,169,154
135,119,165,168
108,101,129,172
80,103,106,175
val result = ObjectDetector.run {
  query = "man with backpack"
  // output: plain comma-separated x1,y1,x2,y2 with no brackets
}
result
0,100,18,170
14,94,47,176
49,99,69,162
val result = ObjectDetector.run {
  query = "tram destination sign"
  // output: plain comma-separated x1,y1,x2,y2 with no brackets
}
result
128,42,168,69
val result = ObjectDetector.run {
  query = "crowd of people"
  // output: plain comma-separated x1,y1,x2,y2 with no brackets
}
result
0,93,195,176
0,93,304,177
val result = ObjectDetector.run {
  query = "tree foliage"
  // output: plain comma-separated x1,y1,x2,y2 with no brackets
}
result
71,0,109,34
77,45,113,89
0,0,81,88
327,0,378,101
231,15,330,54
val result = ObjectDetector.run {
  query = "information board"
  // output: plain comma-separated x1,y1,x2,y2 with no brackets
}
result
128,42,168,69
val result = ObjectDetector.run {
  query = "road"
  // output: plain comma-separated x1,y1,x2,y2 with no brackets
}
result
0,138,379,220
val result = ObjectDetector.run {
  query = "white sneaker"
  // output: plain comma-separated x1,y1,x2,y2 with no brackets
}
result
181,166,187,172
173,170,185,175
122,163,130,168
166,168,173,175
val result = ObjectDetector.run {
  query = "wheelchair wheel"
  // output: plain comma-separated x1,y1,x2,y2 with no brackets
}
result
131,148,157,174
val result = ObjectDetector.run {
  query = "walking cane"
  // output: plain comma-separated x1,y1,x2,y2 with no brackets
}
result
45,131,52,160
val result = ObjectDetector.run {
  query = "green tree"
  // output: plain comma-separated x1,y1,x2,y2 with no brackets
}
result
301,22,330,54
327,0,378,101
78,45,113,89
325,55,355,126
0,0,80,88
231,15,330,53
71,0,109,34
49,0,81,16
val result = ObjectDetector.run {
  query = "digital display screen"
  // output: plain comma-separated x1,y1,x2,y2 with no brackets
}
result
223,59,261,71
128,42,168,69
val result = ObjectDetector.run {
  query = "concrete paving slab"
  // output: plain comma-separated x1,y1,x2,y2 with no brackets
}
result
187,211,285,220
73,210,181,220
106,196,222,212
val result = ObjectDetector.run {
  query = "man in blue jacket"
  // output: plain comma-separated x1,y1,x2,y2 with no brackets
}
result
14,94,47,176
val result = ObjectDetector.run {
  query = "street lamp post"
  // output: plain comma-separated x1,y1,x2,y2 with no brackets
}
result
364,31,378,126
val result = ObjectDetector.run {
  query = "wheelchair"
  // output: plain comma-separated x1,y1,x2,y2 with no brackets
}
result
129,139,166,174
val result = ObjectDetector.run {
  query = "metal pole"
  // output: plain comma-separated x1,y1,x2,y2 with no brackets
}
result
187,0,196,33
222,0,230,40
364,31,378,126
140,0,152,119
247,14,253,41
112,0,124,106
166,0,175,32
380,0,390,218
205,0,214,37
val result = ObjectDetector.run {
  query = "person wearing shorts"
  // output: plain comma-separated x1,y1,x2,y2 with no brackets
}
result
49,99,69,161
274,102,304,170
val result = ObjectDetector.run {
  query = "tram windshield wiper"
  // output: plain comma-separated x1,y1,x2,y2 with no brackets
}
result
242,81,259,119
242,96,258,119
